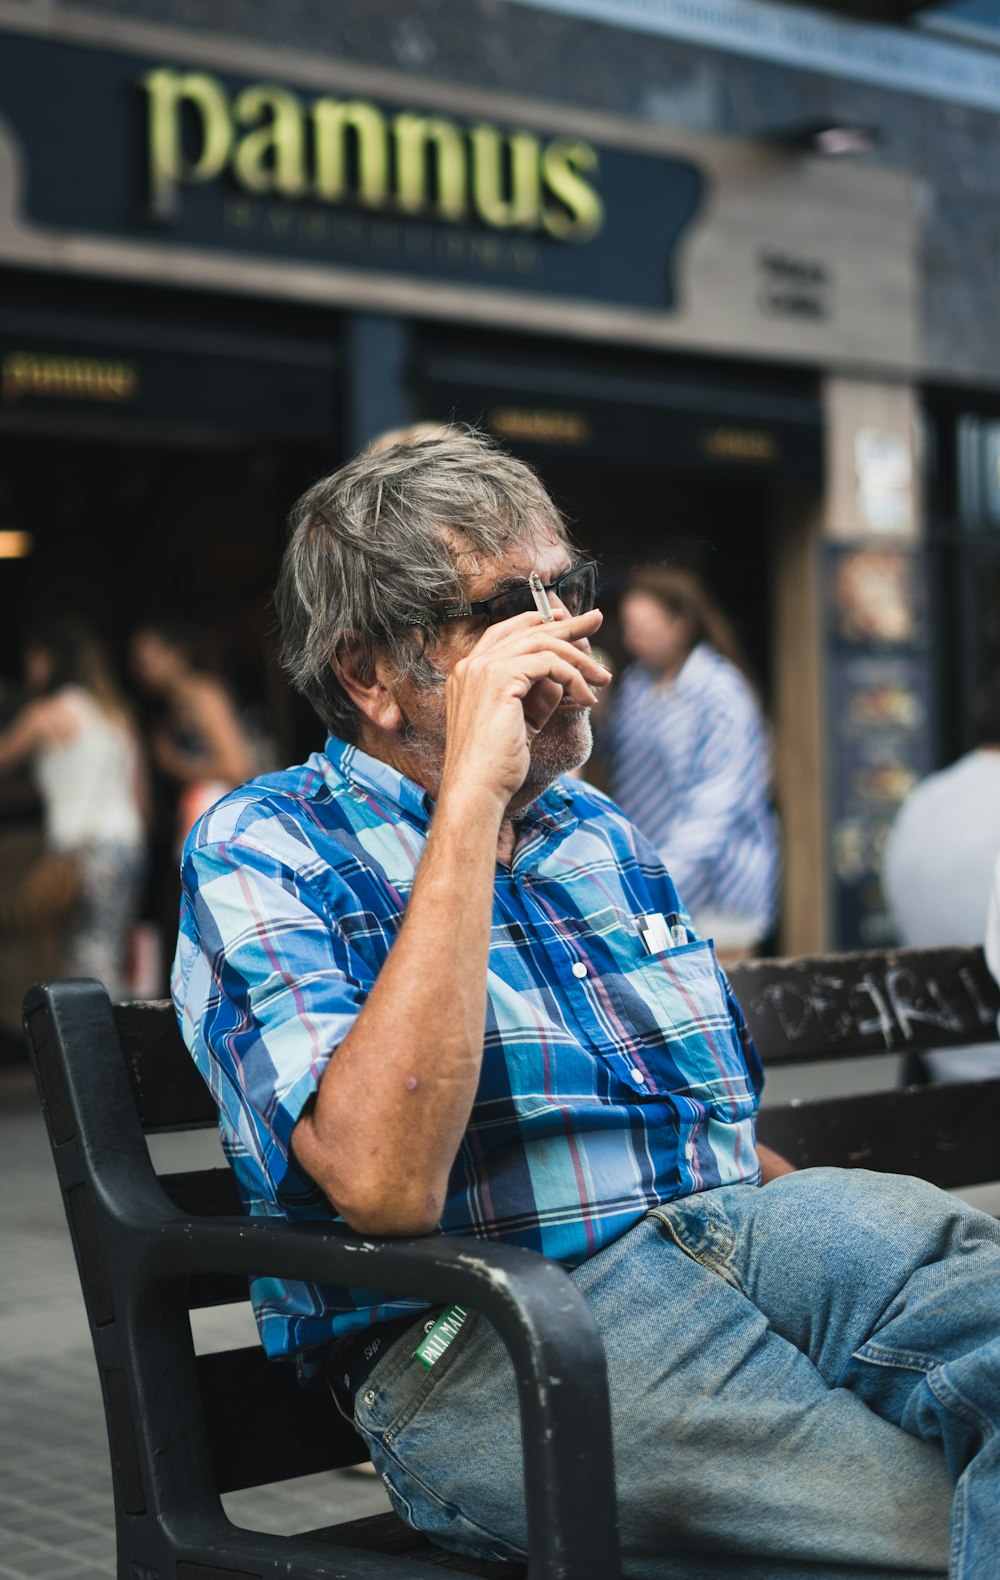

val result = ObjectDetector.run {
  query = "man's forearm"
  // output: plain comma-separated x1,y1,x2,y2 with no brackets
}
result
292,784,505,1235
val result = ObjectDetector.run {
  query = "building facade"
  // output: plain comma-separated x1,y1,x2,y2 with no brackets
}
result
1,0,999,952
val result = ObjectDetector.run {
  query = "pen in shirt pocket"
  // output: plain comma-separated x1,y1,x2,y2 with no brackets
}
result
637,913,688,954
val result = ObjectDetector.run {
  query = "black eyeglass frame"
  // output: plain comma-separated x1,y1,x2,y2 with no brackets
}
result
432,560,600,627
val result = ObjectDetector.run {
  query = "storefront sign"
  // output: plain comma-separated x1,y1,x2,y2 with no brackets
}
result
698,427,780,464
0,335,335,440
0,19,920,369
0,34,703,312
425,363,821,476
141,68,605,242
2,351,139,404
489,407,593,445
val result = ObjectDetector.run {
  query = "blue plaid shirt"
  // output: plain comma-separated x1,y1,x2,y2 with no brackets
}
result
172,737,764,1364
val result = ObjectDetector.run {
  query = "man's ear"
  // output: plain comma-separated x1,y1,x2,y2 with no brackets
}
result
331,636,403,733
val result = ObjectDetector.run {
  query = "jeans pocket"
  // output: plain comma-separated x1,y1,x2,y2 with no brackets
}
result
356,1309,479,1446
648,1194,744,1291
355,1313,527,1564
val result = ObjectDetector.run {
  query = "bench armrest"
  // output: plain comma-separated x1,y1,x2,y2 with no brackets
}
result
26,977,621,1579
138,1211,619,1578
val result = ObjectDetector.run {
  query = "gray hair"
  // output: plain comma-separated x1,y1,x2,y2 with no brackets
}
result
275,425,571,741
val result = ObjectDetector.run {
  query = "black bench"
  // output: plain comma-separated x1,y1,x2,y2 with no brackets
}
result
23,944,1000,1580
729,945,1000,1183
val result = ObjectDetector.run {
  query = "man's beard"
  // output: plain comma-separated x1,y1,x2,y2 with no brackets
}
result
517,707,593,801
398,688,593,809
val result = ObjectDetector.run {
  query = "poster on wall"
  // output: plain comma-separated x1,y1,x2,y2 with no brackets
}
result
825,547,933,950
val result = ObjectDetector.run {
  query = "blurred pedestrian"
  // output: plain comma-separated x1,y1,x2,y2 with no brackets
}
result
0,617,146,998
606,565,779,958
131,621,255,851
884,669,1000,1080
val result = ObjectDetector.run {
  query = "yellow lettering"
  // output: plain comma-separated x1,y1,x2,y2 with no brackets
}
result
2,354,31,401
699,428,779,463
490,407,592,444
469,126,540,229
541,139,603,241
312,98,389,206
138,67,604,245
393,113,466,222
141,68,233,220
1,352,137,403
232,84,307,196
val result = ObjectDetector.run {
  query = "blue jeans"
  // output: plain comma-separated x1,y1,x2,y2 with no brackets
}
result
352,1169,1000,1578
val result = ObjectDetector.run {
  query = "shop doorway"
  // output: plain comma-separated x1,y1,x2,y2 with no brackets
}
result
0,436,332,739
0,429,334,1022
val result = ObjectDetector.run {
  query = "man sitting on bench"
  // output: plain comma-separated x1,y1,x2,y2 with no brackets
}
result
174,428,1000,1580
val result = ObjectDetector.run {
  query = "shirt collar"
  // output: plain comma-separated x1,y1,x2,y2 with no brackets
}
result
323,736,434,829
675,641,713,686
323,735,578,842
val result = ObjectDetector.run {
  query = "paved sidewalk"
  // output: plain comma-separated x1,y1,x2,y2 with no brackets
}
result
0,1064,390,1580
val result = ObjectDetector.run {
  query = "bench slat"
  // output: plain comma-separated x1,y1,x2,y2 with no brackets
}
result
115,999,217,1131
199,1345,368,1490
730,946,1000,1066
757,1077,1000,1186
308,1513,523,1574
161,1167,244,1217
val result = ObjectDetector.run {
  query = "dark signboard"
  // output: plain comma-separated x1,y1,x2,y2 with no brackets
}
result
420,363,822,477
0,335,336,440
0,34,704,311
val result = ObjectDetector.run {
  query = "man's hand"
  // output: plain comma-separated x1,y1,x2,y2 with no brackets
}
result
440,607,610,809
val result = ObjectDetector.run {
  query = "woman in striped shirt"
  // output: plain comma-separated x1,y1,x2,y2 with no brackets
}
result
607,564,780,958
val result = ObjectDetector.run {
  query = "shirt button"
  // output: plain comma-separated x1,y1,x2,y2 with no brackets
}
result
629,1067,645,1084
363,1389,375,1405
685,1142,695,1160
571,961,588,978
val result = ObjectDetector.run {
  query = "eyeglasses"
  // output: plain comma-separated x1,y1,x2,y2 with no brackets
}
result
437,560,599,627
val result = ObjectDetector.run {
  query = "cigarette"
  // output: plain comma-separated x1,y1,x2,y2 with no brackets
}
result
529,571,554,622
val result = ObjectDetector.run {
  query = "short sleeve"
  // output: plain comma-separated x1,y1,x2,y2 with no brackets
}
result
178,820,379,1195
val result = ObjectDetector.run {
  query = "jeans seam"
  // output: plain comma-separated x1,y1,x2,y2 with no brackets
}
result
949,1458,970,1578
925,1369,994,1580
851,1340,939,1375
927,1362,996,1441
373,1437,528,1561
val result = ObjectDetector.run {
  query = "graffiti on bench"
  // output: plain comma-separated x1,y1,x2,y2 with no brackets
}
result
728,948,1000,1063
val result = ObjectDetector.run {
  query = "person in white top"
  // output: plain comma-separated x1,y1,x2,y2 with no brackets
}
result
0,618,147,999
883,670,1000,1079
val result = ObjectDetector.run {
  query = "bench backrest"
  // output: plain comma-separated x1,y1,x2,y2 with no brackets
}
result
729,945,1000,1187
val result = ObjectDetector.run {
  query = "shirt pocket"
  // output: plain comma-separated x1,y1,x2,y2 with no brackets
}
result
600,936,756,1121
